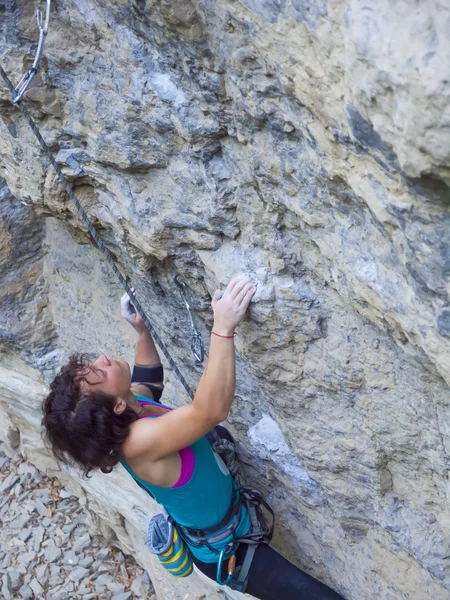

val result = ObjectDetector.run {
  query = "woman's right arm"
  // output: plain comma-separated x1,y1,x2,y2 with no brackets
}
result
124,274,257,461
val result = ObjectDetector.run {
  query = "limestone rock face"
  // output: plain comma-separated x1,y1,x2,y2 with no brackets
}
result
0,2,449,600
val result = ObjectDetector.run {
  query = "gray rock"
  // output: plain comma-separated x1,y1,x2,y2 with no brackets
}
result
47,587,69,600
131,574,153,596
35,563,48,585
58,489,73,499
107,581,125,594
62,524,76,535
33,526,45,552
96,547,111,560
94,573,116,591
62,550,79,566
111,592,132,600
72,533,91,553
48,565,64,587
79,556,94,568
17,463,40,480
29,578,44,595
1,573,13,600
8,571,23,591
34,498,49,517
17,552,36,566
44,543,62,564
18,583,33,599
68,567,90,582
119,563,128,580
0,473,19,493
18,529,32,543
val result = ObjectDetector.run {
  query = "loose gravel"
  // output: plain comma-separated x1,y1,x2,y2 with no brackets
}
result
0,442,156,600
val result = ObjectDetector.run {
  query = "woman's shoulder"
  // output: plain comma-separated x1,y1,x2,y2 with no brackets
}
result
120,417,155,461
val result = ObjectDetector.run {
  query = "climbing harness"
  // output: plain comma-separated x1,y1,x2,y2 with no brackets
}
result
12,0,52,104
174,275,205,364
177,482,275,591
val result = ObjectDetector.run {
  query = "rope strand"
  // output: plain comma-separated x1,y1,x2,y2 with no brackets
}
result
0,63,194,400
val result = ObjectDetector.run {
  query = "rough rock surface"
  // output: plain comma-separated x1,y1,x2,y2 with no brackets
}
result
0,2,449,599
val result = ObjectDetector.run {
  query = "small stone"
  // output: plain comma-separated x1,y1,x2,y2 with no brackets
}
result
111,592,132,600
94,574,116,591
47,587,69,600
58,489,73,499
0,473,19,493
18,583,33,599
48,565,64,587
62,550,80,566
29,578,44,595
18,552,36,566
34,498,49,517
44,543,62,563
68,567,90,582
33,526,45,552
11,537,25,547
8,571,23,591
72,533,91,553
17,463,40,481
62,524,77,535
35,563,48,584
18,529,32,543
79,556,94,568
1,573,13,600
107,581,125,594
119,563,128,579
131,574,152,596
97,547,111,560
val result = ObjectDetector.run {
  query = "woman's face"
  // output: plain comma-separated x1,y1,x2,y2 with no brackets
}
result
79,354,131,399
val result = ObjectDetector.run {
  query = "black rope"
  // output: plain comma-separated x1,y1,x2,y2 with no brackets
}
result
0,63,194,400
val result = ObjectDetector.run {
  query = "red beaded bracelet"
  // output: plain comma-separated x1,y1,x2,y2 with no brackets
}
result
211,331,236,339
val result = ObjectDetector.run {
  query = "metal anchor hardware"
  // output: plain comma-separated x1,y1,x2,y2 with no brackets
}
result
12,0,52,104
174,275,205,365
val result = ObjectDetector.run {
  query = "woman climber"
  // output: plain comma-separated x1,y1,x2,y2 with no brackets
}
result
42,273,344,600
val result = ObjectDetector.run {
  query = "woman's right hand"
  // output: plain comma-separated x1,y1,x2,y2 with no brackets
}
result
211,274,257,335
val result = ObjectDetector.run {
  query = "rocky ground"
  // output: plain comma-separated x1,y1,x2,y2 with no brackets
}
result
0,443,156,600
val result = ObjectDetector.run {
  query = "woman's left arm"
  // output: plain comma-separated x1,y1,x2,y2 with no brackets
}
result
134,329,161,366
121,292,164,400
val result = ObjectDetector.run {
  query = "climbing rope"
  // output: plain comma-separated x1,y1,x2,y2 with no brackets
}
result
0,62,196,400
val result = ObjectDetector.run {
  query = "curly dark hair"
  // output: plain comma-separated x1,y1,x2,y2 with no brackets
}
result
41,353,138,478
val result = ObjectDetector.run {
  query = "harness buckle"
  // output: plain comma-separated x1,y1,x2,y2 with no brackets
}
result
12,0,52,104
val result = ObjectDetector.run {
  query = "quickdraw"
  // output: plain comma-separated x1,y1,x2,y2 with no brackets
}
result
13,0,51,104
174,275,205,365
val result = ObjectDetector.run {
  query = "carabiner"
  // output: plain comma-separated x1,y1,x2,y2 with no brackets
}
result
216,549,236,586
13,0,52,104
174,275,205,365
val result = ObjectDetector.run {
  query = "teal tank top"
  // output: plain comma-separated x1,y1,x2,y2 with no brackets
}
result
119,396,251,563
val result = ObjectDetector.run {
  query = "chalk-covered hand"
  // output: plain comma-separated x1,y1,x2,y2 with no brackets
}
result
211,273,257,336
120,289,145,333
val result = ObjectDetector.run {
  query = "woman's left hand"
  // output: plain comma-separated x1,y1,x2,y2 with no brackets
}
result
120,290,145,333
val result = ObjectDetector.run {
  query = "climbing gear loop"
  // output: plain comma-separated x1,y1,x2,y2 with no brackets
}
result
13,0,52,104
174,275,205,365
